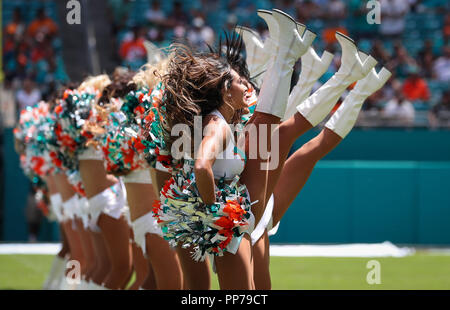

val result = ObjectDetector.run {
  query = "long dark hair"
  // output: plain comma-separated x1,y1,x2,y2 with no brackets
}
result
160,44,234,151
98,68,137,105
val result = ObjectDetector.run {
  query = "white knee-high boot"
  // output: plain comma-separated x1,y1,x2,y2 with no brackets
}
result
42,255,66,290
296,32,377,126
325,67,392,138
283,46,334,121
256,9,279,67
255,9,316,119
235,26,267,87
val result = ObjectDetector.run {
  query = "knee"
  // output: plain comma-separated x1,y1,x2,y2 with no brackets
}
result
95,259,112,275
110,257,133,277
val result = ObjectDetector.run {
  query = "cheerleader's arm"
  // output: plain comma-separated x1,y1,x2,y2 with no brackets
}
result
194,118,229,205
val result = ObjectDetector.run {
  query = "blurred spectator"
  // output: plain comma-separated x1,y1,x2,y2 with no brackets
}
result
322,25,349,45
429,90,450,128
444,14,450,43
108,0,133,28
0,79,17,128
30,34,54,64
168,1,190,28
228,0,255,13
402,66,430,102
27,7,58,40
379,77,402,103
388,41,418,78
275,0,297,18
3,32,17,68
370,40,390,67
145,0,166,26
187,17,215,52
119,27,147,70
196,0,221,17
379,0,410,39
325,0,347,21
224,14,238,33
295,0,322,23
5,7,26,42
145,1,167,45
26,187,43,243
347,0,377,40
107,0,134,60
383,90,415,126
16,78,42,112
357,94,383,127
432,46,450,82
418,40,436,78
362,94,382,113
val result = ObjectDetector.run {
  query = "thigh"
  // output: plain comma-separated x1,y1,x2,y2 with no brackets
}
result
214,234,254,290
98,215,132,262
145,233,183,289
175,245,211,290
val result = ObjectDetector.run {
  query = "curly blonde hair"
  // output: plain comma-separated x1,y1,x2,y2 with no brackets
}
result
77,74,111,93
132,57,171,89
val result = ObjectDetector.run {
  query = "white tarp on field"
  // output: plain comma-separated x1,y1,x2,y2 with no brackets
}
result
270,241,415,257
0,241,417,257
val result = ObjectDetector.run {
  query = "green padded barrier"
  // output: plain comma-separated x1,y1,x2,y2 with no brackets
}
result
291,128,450,161
270,161,450,245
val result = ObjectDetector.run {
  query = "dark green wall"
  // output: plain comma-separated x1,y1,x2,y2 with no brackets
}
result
292,128,450,161
2,129,59,242
2,129,450,244
270,161,450,245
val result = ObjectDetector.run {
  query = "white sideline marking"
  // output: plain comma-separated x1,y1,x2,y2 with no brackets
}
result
0,241,418,257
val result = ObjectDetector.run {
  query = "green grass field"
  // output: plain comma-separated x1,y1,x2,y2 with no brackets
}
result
1,252,449,290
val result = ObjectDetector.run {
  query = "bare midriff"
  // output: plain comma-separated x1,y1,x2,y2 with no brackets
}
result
79,160,118,199
124,182,158,222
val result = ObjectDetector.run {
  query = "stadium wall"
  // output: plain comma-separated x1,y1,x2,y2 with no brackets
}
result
2,129,450,244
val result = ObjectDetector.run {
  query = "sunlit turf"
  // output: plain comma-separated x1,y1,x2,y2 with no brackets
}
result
1,252,449,290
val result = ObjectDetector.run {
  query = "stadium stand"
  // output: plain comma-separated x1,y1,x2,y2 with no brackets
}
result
106,0,449,128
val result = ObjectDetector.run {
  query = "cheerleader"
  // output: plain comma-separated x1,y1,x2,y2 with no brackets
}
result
88,66,183,289
152,42,267,289
51,76,133,290
13,101,73,290
42,175,70,290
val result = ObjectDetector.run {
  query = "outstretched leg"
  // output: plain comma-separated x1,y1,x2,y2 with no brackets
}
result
272,127,342,225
